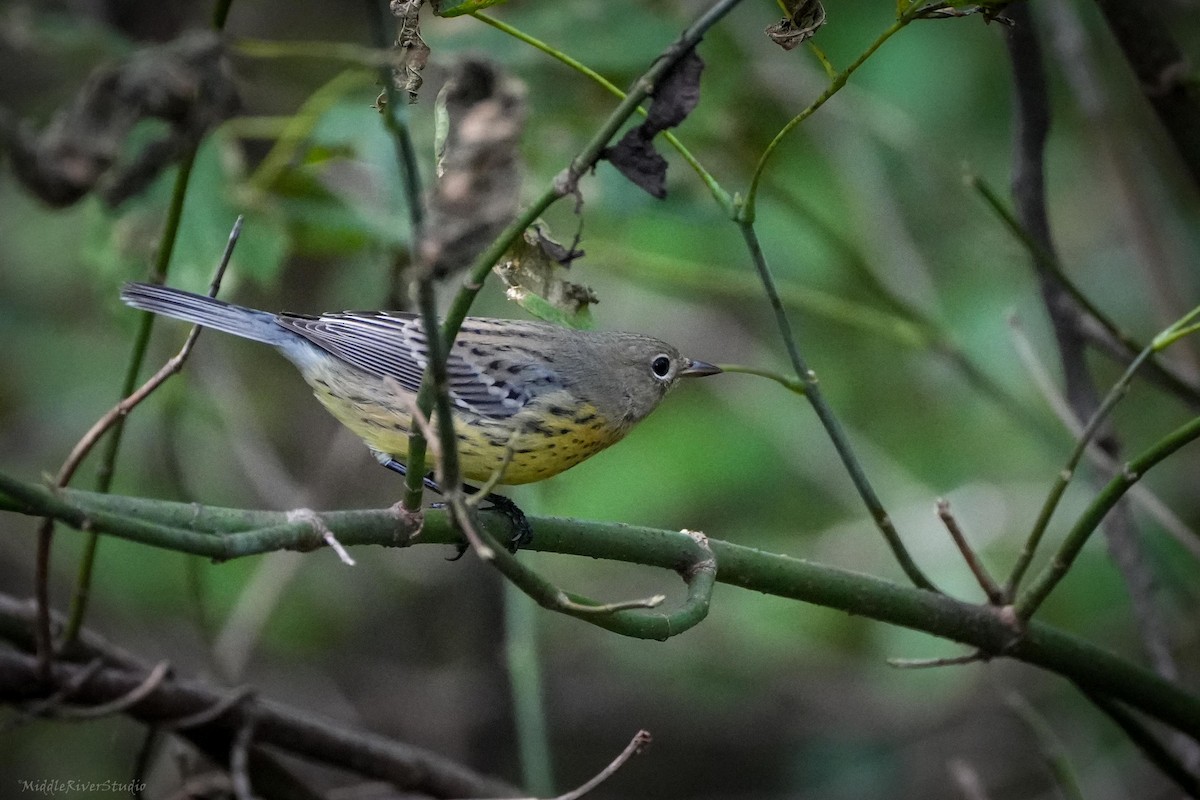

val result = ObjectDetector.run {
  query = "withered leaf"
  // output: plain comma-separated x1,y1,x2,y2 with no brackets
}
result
604,135,669,198
765,0,827,51
389,0,431,103
531,224,584,268
602,48,704,199
2,31,237,207
418,59,527,279
495,225,596,329
644,47,704,132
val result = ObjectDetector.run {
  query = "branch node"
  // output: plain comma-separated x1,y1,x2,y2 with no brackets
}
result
387,500,425,545
286,508,355,565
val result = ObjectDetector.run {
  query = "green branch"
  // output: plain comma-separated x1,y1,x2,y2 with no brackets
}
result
468,10,732,212
1006,347,1153,598
743,1,925,222
736,221,938,592
1007,304,1200,599
1016,413,1200,618
3,478,1200,739
1,477,712,640
439,0,748,345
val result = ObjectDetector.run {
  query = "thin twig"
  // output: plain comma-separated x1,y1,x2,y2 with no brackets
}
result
368,0,437,511
450,499,497,562
363,0,421,310
936,500,1005,605
969,173,1200,409
166,686,257,730
391,389,496,560
887,652,986,670
1044,0,1200,379
1002,5,1180,692
1007,315,1200,561
285,509,355,566
458,730,653,800
715,364,806,396
12,657,106,722
51,661,172,720
1005,343,1153,598
737,221,937,592
230,705,259,800
38,217,242,674
1016,413,1200,618
743,0,927,222
553,730,651,800
465,434,519,505
62,0,235,639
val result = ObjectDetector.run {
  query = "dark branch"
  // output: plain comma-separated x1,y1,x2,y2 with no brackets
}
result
1090,0,1200,190
0,646,515,798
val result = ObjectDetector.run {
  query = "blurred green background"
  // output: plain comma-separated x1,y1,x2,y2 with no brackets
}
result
1,0,1199,797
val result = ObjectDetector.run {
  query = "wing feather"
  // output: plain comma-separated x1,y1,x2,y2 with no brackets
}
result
276,312,562,419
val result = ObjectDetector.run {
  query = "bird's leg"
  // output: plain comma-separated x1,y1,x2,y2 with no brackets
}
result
460,486,534,552
374,456,531,554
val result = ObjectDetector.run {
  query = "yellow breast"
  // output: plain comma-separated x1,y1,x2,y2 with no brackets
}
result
302,359,623,485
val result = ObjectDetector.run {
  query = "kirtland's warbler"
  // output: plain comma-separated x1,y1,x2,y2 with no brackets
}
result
121,283,720,489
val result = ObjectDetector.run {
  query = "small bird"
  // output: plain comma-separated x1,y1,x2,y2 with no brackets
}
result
121,283,720,493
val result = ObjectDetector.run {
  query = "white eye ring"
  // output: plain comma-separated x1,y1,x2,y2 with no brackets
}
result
650,354,675,381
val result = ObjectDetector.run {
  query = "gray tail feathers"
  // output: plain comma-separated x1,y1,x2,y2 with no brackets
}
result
120,282,292,347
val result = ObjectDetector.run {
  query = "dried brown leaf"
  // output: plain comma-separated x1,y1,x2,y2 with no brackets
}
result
2,31,238,207
602,48,704,198
765,0,826,51
418,59,527,279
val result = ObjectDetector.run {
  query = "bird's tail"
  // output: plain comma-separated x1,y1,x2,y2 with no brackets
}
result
121,282,293,347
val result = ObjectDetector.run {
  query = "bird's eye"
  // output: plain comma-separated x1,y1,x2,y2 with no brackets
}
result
651,354,674,380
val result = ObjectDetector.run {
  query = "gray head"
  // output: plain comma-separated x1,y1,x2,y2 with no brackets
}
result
555,330,721,430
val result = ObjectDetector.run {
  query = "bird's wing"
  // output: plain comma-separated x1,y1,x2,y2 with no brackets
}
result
276,312,554,419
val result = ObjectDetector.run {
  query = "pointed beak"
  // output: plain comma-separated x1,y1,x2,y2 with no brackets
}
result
680,359,722,378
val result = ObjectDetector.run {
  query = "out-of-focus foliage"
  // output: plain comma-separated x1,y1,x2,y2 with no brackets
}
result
1,1,1199,798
